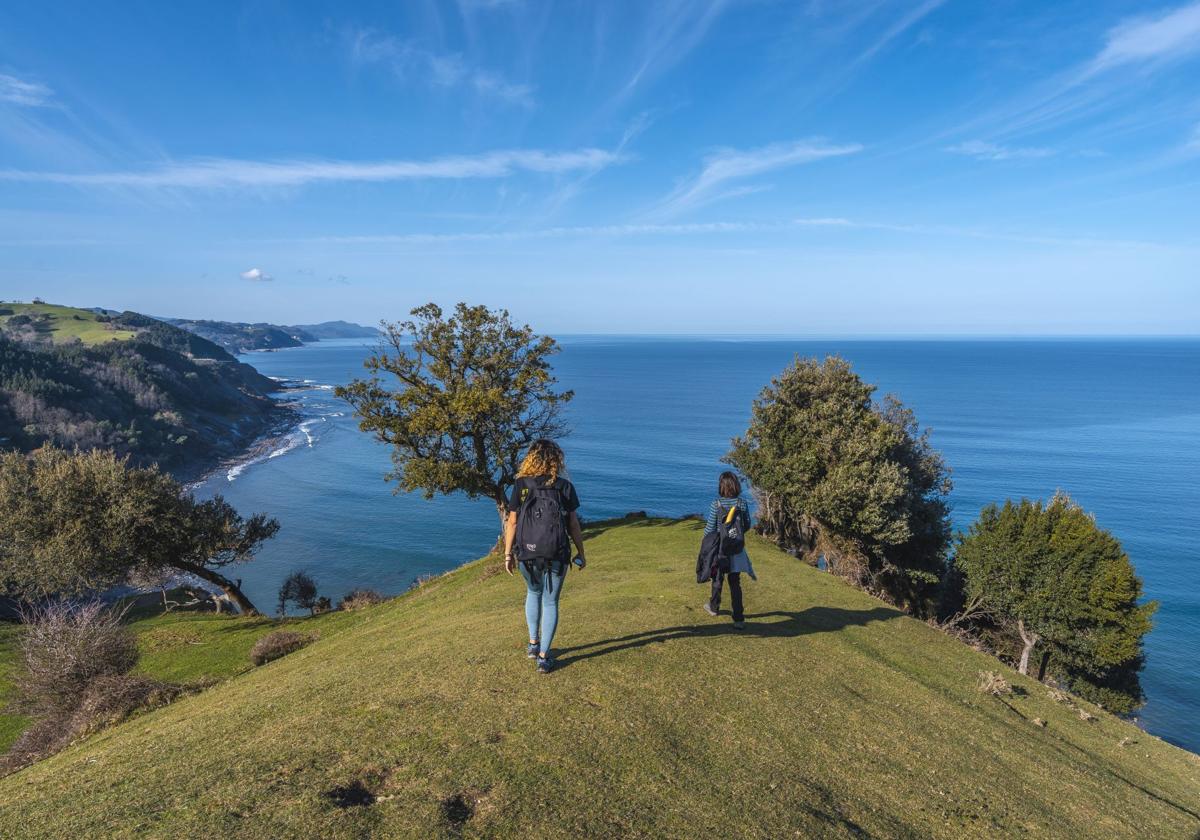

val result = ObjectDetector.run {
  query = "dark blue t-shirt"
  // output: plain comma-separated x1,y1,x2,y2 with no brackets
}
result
508,475,580,515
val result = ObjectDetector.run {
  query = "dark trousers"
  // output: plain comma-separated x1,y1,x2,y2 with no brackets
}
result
709,571,744,622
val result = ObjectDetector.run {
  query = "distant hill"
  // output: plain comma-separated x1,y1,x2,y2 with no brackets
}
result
2,519,1196,838
166,318,379,354
292,320,380,340
0,302,289,479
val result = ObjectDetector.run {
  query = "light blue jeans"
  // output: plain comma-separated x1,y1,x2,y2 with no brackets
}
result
519,560,567,656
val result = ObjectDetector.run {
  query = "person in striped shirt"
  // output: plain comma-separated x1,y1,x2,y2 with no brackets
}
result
703,471,757,628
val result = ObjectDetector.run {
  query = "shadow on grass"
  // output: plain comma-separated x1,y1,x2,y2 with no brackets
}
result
554,606,899,670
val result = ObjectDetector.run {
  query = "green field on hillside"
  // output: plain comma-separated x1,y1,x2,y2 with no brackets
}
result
0,603,369,754
0,302,137,344
0,519,1196,838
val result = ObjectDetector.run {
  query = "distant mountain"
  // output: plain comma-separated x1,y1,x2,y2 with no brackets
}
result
166,318,378,353
0,302,289,480
292,320,380,340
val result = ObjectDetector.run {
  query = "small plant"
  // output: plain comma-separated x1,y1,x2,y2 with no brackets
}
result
977,671,1012,697
249,631,314,666
277,571,319,615
338,589,385,611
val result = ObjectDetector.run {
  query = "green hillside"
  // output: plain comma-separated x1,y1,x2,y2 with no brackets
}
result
1,520,1196,839
0,302,138,345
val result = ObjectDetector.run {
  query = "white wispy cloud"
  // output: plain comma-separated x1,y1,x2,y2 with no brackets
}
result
294,215,1177,252
852,0,947,67
946,140,1056,161
1186,123,1200,152
240,268,273,281
653,139,862,216
1088,1,1200,74
0,148,620,190
0,73,53,107
348,28,533,107
617,1,728,99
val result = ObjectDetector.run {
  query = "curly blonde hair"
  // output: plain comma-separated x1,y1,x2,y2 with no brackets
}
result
516,439,565,485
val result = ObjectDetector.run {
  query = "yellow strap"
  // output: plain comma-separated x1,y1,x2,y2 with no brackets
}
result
724,504,739,525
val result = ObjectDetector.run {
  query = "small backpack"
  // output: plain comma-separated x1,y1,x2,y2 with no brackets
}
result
514,479,569,570
717,501,747,558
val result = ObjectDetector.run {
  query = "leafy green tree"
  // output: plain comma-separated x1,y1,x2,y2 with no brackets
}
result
727,356,951,612
0,446,277,614
955,494,1156,713
336,303,573,529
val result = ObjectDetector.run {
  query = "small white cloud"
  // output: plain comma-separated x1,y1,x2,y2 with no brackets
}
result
240,268,273,282
946,140,1056,161
1188,124,1200,151
0,73,53,107
348,28,534,108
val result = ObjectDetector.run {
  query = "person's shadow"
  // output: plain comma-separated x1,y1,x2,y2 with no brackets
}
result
554,606,899,669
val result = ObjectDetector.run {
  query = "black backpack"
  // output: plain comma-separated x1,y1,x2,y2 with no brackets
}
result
717,502,747,558
514,479,569,570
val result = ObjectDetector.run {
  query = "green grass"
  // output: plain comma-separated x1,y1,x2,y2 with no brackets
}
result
0,302,137,344
0,603,369,753
1,519,1197,838
0,624,28,754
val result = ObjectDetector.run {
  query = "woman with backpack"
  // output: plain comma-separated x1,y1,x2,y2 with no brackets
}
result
703,471,756,628
504,439,586,674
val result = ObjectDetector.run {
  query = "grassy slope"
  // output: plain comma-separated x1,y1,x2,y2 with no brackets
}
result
0,607,368,753
1,520,1196,839
0,303,138,344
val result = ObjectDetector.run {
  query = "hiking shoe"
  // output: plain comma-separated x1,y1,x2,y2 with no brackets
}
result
703,602,718,617
732,621,746,629
526,642,539,658
536,656,555,674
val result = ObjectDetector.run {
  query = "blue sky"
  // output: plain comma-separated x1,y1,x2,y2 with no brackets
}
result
1,1,1198,334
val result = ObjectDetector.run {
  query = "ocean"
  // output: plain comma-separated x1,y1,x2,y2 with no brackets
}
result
196,337,1200,752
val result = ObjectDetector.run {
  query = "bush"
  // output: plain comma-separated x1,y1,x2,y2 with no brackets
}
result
12,601,138,718
977,671,1012,697
338,589,385,611
249,631,313,666
67,675,183,738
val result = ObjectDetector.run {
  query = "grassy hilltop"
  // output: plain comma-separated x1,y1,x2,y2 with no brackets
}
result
0,519,1196,839
0,302,138,345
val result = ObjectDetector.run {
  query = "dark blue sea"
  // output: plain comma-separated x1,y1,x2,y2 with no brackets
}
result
197,338,1200,753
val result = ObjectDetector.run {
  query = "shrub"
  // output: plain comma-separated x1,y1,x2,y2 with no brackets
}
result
67,675,183,738
338,589,385,611
13,601,138,718
249,631,313,666
977,671,1012,697
277,571,319,615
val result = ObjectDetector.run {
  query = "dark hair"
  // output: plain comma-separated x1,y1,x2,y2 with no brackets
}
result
718,471,741,499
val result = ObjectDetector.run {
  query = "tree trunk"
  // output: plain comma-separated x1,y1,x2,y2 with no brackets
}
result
172,562,259,616
1036,648,1051,682
495,499,509,553
1016,618,1039,676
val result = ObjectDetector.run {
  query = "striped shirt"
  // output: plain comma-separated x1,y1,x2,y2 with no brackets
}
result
704,496,751,534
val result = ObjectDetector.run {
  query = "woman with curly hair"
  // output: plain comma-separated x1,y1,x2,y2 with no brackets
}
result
503,439,586,674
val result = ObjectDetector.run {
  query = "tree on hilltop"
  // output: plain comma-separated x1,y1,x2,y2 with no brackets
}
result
336,303,573,531
726,356,952,613
955,494,1155,713
0,446,277,614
